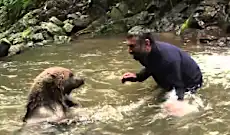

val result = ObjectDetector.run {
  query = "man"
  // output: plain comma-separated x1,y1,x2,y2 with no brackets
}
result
121,27,203,101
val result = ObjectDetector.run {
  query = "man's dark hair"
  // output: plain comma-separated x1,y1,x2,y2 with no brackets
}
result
126,26,155,46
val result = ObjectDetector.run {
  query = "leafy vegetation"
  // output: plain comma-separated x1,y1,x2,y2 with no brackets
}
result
0,0,35,27
177,14,193,35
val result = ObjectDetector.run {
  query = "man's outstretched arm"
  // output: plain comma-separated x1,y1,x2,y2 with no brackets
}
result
121,67,151,83
136,67,152,82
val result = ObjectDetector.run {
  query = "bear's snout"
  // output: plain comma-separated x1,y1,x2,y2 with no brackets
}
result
74,76,84,87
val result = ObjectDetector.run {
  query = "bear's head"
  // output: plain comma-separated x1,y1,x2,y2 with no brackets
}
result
31,66,84,101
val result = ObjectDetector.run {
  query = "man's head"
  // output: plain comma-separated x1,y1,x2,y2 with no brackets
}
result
125,26,155,60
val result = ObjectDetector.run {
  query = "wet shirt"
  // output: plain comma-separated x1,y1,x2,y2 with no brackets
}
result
135,41,203,100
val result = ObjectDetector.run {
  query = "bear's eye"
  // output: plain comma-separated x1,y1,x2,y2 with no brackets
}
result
69,73,74,77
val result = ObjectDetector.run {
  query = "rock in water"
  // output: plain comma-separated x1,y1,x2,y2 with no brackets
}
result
0,38,11,58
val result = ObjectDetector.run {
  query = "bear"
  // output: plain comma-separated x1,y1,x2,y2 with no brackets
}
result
22,66,84,125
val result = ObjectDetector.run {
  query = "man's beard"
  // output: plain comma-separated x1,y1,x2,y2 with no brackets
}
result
131,51,149,61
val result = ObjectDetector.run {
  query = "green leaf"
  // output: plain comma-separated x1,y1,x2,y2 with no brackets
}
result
181,18,190,32
22,0,31,9
22,27,31,38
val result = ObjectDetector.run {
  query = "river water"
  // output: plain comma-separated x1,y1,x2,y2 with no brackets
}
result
1,33,230,135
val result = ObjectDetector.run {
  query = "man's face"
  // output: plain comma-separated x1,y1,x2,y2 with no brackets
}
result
125,37,151,60
126,37,142,54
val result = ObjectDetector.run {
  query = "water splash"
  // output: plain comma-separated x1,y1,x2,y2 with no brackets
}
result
161,89,204,117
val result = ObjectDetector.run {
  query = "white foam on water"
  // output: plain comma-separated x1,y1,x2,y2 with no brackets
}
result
161,89,205,117
208,131,220,135
116,98,146,114
69,99,146,124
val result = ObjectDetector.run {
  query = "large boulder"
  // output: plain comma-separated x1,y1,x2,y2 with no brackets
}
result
125,11,154,30
54,35,71,44
190,0,228,29
8,43,25,57
63,22,74,33
41,22,66,35
49,16,64,26
109,6,124,20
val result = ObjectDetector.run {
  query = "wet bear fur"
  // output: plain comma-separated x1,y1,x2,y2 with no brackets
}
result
22,67,84,124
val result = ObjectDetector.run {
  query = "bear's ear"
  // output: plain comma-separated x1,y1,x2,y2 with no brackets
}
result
43,73,57,84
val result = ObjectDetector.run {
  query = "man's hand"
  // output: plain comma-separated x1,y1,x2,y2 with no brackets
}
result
121,72,137,83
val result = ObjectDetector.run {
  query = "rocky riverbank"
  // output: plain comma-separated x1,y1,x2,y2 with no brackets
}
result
0,0,230,58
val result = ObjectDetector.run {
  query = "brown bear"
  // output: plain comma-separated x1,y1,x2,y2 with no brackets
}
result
22,66,84,125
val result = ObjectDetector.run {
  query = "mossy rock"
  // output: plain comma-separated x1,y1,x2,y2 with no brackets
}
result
41,22,66,35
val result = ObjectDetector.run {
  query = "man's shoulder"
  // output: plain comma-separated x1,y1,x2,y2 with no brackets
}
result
156,41,189,58
155,41,196,66
156,41,180,50
155,41,181,60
